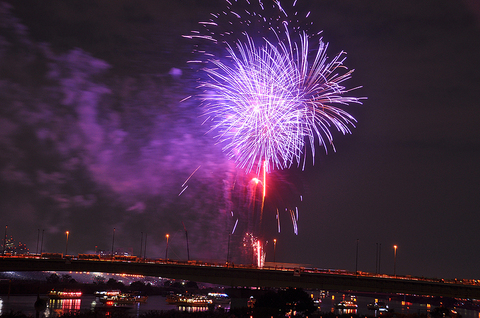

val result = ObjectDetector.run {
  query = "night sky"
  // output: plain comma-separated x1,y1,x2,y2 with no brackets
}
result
1,0,480,280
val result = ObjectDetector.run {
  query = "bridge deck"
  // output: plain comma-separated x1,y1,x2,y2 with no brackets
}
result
1,257,479,299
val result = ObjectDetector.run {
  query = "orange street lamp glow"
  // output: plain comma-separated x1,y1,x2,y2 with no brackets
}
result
65,231,70,256
165,234,170,259
393,245,398,277
273,238,277,263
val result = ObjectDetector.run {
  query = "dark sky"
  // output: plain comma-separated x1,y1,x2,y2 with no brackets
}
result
1,0,479,280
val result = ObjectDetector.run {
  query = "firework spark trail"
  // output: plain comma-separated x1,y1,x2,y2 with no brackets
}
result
178,185,188,196
182,165,201,188
179,95,192,103
289,208,298,235
232,218,239,234
178,165,201,196
276,208,281,233
260,160,266,222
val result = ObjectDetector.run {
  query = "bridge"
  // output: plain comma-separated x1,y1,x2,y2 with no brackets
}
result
1,256,480,299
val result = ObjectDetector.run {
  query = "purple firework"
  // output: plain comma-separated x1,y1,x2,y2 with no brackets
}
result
187,0,364,174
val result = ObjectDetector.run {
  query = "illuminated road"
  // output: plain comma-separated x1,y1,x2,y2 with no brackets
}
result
1,256,479,299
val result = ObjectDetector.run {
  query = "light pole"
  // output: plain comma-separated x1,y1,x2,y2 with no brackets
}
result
40,229,44,254
165,234,169,259
355,239,359,275
111,228,116,257
227,234,231,264
378,243,382,274
3,225,7,255
273,238,277,264
393,245,398,277
144,233,147,259
36,229,40,255
65,231,69,256
375,243,382,274
185,229,190,261
140,232,143,259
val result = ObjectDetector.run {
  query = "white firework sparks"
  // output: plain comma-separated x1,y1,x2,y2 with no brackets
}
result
201,28,362,173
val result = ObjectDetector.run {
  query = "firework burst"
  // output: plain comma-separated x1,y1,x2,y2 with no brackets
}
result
184,1,364,262
189,1,364,174
202,30,361,174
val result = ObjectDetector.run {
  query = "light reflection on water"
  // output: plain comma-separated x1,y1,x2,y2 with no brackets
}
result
319,293,479,318
0,295,215,317
177,305,209,312
0,294,478,318
47,299,81,317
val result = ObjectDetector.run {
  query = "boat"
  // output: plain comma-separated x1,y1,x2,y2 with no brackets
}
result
133,294,148,303
367,301,391,312
207,292,231,305
165,294,212,307
165,294,178,305
47,290,82,299
335,300,358,309
96,290,147,304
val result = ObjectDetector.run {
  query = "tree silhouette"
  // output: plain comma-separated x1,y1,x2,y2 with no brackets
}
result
254,288,316,317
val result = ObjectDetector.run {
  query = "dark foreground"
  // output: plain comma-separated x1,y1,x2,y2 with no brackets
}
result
0,310,434,318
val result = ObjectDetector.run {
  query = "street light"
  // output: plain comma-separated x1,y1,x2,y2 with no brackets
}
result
378,243,382,274
227,234,231,264
40,229,44,254
144,233,148,259
3,225,7,256
65,231,69,256
111,228,116,257
36,229,40,255
376,243,381,274
140,232,143,259
273,238,277,264
355,239,359,276
393,245,398,277
165,234,169,259
140,232,147,259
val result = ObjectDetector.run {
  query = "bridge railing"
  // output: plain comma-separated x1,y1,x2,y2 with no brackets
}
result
1,254,478,287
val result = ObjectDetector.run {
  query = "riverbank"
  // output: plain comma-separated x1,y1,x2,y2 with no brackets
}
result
0,272,204,297
0,308,437,318
1,292,476,318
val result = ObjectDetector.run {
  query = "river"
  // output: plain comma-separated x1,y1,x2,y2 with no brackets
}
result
0,293,478,317
0,295,178,317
